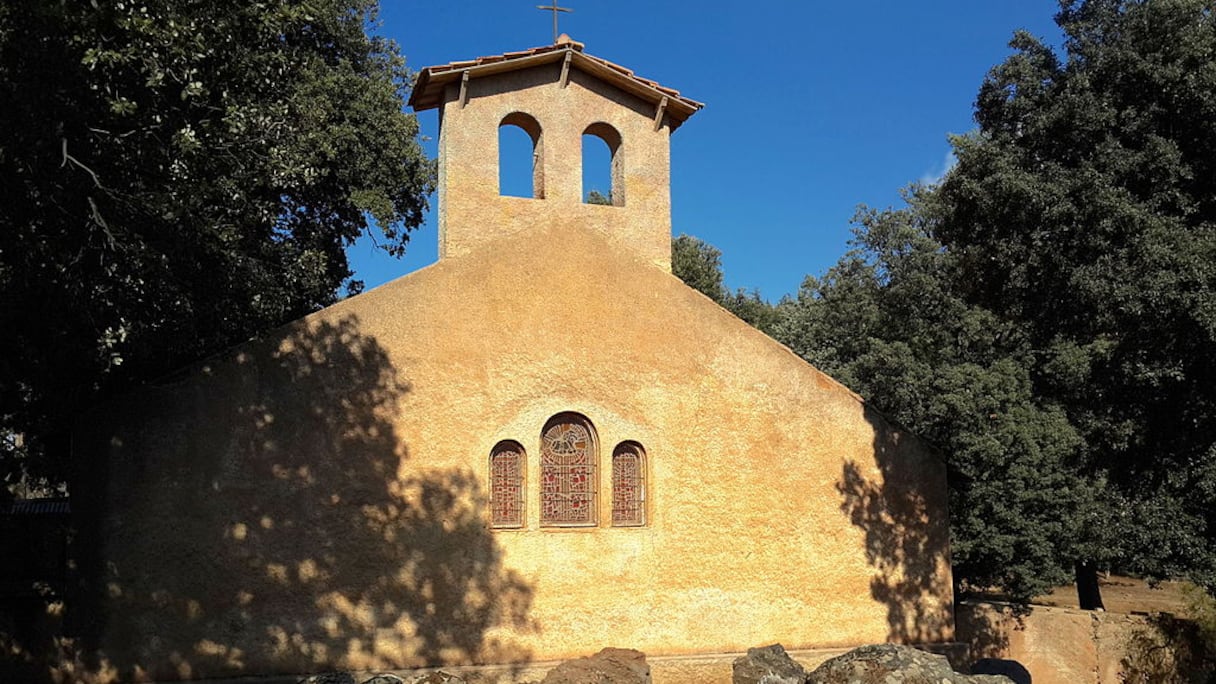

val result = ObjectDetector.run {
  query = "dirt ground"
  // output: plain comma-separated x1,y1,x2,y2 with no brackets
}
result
1033,575,1195,616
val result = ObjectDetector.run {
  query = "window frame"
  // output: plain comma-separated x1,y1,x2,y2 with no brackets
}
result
611,441,647,527
539,413,599,528
489,440,526,529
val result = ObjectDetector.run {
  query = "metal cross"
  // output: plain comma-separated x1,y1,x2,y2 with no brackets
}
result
536,0,573,43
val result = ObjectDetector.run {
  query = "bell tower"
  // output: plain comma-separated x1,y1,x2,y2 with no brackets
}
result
409,36,703,271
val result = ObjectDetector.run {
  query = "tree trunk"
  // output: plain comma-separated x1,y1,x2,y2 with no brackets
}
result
1075,559,1105,611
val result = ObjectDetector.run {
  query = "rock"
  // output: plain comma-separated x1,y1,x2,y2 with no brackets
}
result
299,674,357,684
970,659,1031,684
365,675,409,684
407,673,467,684
541,647,650,684
732,644,807,684
806,644,1014,684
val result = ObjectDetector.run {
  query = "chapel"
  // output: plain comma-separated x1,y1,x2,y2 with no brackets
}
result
71,36,956,682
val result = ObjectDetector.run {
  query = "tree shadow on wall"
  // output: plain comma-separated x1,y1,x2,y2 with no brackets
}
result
59,315,535,682
836,407,990,652
1120,613,1213,683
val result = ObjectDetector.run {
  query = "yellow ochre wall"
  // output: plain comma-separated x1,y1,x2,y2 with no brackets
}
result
73,221,954,682
437,62,673,270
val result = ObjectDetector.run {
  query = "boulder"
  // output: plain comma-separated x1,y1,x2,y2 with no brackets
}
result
541,647,650,684
299,674,357,684
405,673,465,684
732,644,807,684
806,644,1013,684
362,676,409,684
970,659,1031,684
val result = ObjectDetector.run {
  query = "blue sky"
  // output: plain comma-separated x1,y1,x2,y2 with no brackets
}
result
347,0,1065,300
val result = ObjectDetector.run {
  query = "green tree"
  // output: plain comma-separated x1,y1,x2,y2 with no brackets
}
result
671,234,781,333
671,234,727,302
776,200,1105,602
0,0,434,491
586,189,612,205
722,289,783,337
930,0,1216,588
678,0,1216,601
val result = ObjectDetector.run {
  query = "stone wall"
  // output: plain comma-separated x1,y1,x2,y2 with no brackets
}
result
958,600,1211,683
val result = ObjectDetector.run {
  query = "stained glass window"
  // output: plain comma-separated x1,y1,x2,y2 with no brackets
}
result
540,415,597,526
490,441,525,528
612,442,646,527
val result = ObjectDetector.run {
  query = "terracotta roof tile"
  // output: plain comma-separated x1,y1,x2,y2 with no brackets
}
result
425,43,567,75
4,498,71,515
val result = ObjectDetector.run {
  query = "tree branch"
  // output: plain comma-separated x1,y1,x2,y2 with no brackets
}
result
61,138,103,189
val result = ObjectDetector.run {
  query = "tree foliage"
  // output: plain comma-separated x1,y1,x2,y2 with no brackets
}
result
679,0,1216,598
930,0,1216,587
0,0,434,490
776,202,1104,601
671,234,780,334
671,234,727,302
586,189,613,206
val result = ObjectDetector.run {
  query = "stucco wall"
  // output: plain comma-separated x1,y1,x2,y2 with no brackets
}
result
437,62,673,270
72,224,953,682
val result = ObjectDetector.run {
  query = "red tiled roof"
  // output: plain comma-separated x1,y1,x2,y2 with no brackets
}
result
4,497,70,516
409,36,703,131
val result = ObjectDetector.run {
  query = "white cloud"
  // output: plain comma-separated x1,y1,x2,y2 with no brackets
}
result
918,150,958,186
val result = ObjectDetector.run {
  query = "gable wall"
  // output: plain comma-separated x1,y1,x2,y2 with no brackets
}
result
73,226,952,682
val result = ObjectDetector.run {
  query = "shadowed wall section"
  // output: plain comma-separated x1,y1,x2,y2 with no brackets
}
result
958,601,1212,684
838,408,955,644
56,222,954,682
70,316,534,682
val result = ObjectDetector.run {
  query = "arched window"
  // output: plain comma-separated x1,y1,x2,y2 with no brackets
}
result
612,442,646,527
490,441,525,528
499,112,544,199
540,413,597,526
582,122,623,206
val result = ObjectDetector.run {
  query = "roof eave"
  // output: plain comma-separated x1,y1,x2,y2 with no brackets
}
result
409,49,570,111
408,47,704,129
568,53,702,129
